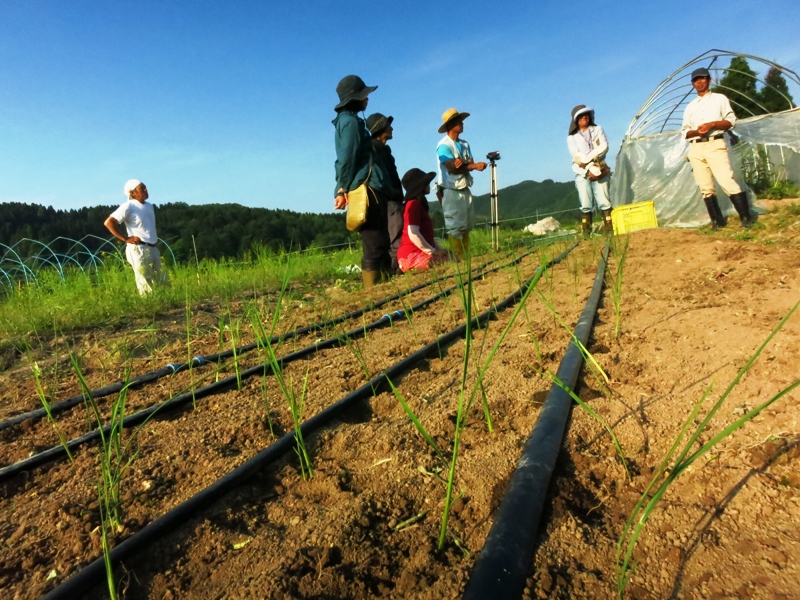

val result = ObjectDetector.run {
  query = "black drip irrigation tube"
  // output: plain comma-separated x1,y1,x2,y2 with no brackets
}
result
462,240,610,600
0,245,546,483
0,248,527,434
39,242,579,600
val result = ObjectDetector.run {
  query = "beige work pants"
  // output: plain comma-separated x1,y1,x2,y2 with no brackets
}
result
687,138,742,198
125,244,170,295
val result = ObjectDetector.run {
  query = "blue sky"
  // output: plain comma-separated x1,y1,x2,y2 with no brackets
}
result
2,0,800,215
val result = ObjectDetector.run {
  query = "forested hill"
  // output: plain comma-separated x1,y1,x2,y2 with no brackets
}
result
0,202,358,263
471,179,580,224
2,179,581,262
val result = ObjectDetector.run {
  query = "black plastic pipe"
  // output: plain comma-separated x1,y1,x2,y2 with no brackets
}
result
462,241,610,600
0,249,525,433
39,242,578,600
0,245,546,482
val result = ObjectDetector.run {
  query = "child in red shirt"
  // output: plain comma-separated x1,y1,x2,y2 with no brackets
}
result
397,168,450,272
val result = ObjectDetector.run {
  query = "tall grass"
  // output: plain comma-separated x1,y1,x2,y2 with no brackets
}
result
0,245,362,339
616,299,800,598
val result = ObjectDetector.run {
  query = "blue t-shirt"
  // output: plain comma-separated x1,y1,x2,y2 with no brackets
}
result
437,141,466,164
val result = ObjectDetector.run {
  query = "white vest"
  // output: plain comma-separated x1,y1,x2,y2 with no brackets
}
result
436,135,473,190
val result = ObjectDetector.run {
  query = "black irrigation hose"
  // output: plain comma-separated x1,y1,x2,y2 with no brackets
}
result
0,244,547,482
40,242,579,600
0,247,527,434
463,240,610,600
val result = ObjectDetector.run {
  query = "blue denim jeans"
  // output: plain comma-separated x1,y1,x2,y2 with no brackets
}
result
574,175,611,213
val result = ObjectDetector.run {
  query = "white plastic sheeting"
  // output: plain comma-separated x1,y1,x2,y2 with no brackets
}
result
612,107,800,226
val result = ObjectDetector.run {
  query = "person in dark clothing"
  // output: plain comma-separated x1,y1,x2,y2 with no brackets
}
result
366,112,404,274
332,75,391,288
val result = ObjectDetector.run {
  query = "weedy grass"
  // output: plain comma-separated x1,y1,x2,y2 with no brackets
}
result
25,344,74,462
71,352,151,600
225,304,243,391
391,243,560,551
615,298,800,598
251,261,313,478
606,234,630,339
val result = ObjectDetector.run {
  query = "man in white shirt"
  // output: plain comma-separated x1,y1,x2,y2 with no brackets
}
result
104,179,170,294
682,67,755,228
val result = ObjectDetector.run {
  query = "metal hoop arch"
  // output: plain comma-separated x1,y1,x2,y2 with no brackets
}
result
627,49,800,139
0,236,175,295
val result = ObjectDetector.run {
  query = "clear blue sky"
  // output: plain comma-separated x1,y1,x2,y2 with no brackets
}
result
2,0,800,214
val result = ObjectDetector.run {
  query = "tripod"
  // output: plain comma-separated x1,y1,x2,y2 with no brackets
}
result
488,154,500,251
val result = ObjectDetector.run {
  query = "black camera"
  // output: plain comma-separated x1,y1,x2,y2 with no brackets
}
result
486,151,501,161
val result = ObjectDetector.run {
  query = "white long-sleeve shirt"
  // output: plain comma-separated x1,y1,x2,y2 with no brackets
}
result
567,125,609,177
681,92,737,139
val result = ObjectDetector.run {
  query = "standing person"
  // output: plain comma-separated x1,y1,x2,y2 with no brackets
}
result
397,168,449,273
436,108,487,258
104,180,170,295
332,75,391,288
366,112,404,274
567,105,613,237
682,67,755,229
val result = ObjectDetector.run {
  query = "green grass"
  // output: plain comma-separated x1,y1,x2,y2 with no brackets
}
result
0,246,364,340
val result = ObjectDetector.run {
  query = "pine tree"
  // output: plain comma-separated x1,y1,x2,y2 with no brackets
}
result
713,56,764,117
759,67,794,113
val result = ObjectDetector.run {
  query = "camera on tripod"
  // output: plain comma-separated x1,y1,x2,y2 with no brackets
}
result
486,151,501,162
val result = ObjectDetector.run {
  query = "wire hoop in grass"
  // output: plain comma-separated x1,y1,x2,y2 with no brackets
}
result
616,298,800,599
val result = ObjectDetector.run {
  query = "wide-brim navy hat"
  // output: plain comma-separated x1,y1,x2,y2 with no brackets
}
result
402,168,436,200
335,75,378,110
691,67,711,81
366,113,394,134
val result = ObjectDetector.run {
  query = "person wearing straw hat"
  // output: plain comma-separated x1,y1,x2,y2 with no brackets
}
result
397,168,449,273
104,179,170,295
436,108,487,258
332,75,391,288
366,112,404,274
567,105,613,237
682,67,755,229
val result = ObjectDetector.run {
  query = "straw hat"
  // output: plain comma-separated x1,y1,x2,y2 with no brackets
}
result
438,108,470,134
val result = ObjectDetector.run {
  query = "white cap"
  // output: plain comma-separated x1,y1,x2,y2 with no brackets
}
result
123,179,142,197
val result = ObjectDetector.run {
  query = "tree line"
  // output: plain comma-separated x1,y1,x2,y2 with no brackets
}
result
0,202,359,263
715,57,795,116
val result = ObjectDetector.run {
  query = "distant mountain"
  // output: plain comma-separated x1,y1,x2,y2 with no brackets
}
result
472,179,581,226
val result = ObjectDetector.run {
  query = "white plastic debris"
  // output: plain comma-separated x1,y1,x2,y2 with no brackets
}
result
523,217,561,236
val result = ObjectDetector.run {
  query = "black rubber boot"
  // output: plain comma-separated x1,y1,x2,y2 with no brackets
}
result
729,191,756,228
581,212,592,238
703,195,727,230
601,209,614,235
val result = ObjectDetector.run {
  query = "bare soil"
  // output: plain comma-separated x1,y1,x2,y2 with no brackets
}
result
1,201,799,600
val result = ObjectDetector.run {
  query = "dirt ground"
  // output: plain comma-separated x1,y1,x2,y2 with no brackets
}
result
1,200,799,599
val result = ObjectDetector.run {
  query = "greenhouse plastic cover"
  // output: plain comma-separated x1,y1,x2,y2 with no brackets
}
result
612,107,800,226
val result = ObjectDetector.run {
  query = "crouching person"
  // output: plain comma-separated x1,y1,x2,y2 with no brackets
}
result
397,169,450,273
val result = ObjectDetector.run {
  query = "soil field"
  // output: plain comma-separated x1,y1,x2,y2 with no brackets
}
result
1,201,799,600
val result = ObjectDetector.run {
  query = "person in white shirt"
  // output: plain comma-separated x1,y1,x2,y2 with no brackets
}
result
104,179,170,294
681,67,755,228
567,105,613,236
